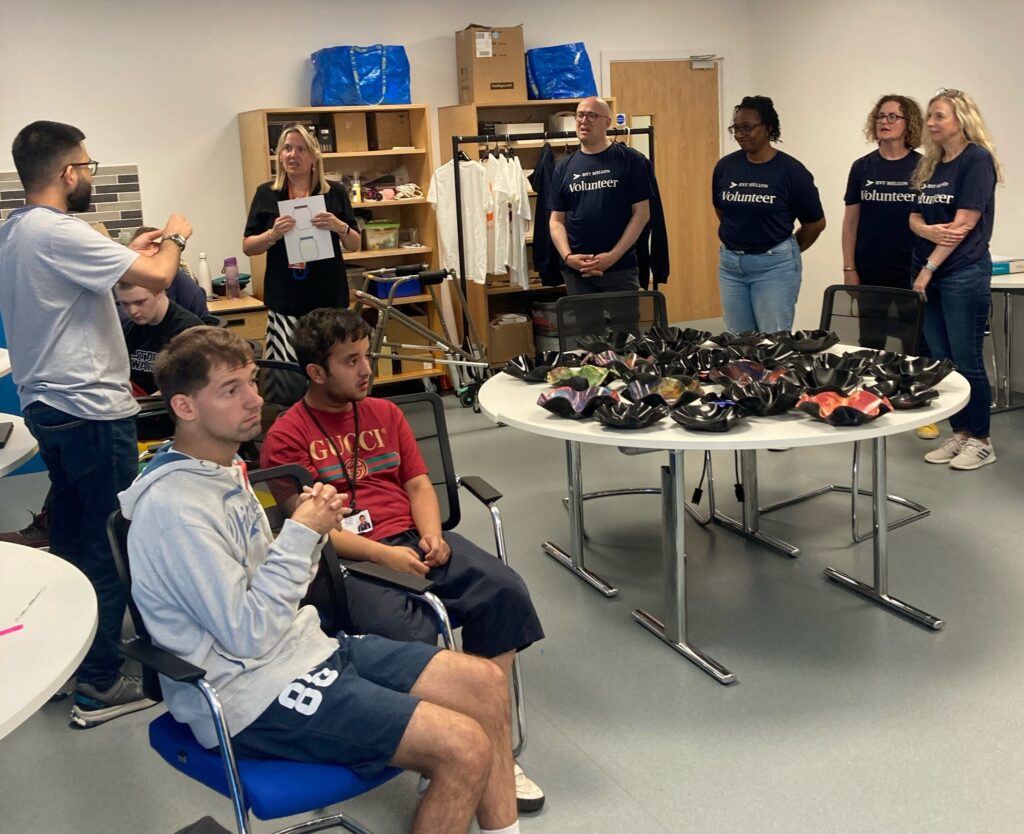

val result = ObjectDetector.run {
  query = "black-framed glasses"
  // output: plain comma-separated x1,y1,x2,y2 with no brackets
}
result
728,123,763,135
574,111,607,123
875,113,906,123
66,160,99,175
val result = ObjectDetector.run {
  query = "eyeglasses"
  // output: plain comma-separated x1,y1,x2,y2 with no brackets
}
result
574,111,607,123
66,160,99,176
875,113,906,123
728,123,763,135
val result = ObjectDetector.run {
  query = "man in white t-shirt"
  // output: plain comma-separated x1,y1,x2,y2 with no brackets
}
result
0,120,192,728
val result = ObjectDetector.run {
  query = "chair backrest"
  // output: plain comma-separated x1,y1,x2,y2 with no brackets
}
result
255,358,307,410
819,284,924,354
388,391,461,531
554,290,669,352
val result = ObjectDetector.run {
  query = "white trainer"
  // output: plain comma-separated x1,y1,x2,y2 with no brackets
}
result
949,437,996,471
924,434,966,464
514,762,545,812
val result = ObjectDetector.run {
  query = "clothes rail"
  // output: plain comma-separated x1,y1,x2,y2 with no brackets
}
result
447,126,656,341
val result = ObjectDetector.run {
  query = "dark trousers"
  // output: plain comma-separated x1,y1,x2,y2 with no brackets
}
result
922,257,992,438
340,530,544,658
23,403,138,689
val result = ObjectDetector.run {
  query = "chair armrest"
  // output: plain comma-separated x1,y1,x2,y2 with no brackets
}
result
120,636,206,684
458,475,502,505
345,561,435,595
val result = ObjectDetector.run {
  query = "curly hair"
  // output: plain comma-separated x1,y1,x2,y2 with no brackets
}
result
734,95,781,142
862,94,923,149
912,89,1003,189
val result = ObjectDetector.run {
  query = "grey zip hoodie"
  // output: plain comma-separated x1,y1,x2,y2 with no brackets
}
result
119,446,337,748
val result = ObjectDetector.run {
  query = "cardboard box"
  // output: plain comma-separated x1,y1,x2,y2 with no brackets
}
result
367,111,412,151
385,309,431,374
493,122,544,136
487,317,535,365
547,112,577,133
456,24,527,104
333,113,369,152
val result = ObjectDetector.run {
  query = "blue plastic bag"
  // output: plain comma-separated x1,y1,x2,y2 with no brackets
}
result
310,45,411,106
525,43,598,100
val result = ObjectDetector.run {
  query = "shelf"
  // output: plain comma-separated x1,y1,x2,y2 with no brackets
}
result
374,366,444,384
349,246,432,260
349,198,427,208
485,282,552,295
271,149,425,162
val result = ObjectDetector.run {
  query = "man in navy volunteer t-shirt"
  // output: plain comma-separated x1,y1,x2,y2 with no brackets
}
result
550,97,651,295
712,152,823,252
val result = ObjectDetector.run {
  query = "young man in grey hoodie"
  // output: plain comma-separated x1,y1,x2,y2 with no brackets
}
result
119,327,520,834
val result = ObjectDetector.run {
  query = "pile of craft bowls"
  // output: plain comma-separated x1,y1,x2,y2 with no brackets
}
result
502,330,954,431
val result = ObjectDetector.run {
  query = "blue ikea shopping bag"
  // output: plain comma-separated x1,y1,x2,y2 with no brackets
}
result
526,43,598,100
311,45,412,106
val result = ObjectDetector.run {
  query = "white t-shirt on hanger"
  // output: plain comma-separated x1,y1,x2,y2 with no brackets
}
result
428,159,491,283
506,155,533,289
484,155,510,276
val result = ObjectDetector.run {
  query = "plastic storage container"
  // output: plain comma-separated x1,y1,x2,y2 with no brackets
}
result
366,268,421,299
364,220,400,250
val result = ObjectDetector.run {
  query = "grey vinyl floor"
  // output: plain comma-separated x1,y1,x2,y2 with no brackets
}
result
2,353,1023,833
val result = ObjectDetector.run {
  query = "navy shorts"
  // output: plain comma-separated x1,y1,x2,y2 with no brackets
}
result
231,634,440,778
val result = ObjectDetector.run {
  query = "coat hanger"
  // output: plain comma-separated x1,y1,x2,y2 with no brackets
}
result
456,148,471,162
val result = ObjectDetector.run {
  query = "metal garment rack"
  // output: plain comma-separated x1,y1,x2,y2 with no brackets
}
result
447,126,657,354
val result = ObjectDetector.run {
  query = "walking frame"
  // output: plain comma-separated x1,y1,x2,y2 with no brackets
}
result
352,264,489,406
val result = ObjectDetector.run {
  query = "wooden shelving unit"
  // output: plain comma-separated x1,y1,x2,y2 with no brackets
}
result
237,104,443,384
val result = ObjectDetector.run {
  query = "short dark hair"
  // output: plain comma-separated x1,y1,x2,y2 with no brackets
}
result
735,96,781,142
11,121,86,192
130,225,158,242
153,327,254,417
294,308,372,375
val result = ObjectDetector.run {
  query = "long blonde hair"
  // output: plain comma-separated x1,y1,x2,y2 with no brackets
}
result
271,124,330,194
912,90,1003,189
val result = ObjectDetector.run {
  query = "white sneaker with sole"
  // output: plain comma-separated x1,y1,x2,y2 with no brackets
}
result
949,437,996,471
514,762,545,812
924,435,966,464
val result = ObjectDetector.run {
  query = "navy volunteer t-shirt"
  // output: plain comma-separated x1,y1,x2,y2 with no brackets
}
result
712,150,824,251
844,150,920,278
912,143,996,275
551,143,651,273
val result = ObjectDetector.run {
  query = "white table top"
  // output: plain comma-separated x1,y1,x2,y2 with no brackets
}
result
0,544,98,740
479,362,970,451
0,415,39,478
0,348,9,378
991,274,1024,291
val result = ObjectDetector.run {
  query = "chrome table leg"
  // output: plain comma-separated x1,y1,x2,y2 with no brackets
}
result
542,440,618,597
633,451,736,684
823,437,944,629
712,450,800,557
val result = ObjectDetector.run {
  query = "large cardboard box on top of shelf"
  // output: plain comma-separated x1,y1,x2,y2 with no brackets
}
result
367,112,412,151
487,316,534,365
456,24,527,104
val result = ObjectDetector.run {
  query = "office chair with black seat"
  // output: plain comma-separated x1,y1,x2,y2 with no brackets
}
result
548,290,716,597
106,463,453,834
759,284,927,542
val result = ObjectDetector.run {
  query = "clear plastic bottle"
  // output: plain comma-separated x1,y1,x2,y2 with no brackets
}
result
223,256,240,299
196,253,214,299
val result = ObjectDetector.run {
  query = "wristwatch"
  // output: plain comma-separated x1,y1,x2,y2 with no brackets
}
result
164,233,187,251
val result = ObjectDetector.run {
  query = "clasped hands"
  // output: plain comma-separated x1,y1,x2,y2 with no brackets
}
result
291,482,351,536
378,534,451,578
565,251,615,277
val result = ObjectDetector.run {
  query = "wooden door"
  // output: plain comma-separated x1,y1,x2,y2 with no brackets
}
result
610,60,721,322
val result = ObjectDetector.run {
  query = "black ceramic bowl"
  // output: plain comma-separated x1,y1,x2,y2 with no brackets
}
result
723,379,803,417
886,383,940,409
592,400,670,429
795,389,893,426
537,386,620,419
670,398,745,432
709,330,766,348
802,367,864,394
622,375,704,408
783,329,841,354
709,359,769,387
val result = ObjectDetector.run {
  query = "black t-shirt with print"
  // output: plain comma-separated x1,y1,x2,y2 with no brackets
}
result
123,300,203,394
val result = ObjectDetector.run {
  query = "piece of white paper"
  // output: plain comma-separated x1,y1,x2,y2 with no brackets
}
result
278,194,333,264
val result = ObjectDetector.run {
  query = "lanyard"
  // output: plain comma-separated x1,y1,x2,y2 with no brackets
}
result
302,399,359,508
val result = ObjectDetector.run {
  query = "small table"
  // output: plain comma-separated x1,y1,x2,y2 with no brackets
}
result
0,544,98,740
479,367,969,684
0,415,39,478
989,273,1024,411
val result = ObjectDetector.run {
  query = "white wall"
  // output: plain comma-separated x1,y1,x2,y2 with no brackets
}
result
747,0,1024,327
0,0,754,277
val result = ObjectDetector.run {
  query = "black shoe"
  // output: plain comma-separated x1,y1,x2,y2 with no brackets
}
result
0,509,49,548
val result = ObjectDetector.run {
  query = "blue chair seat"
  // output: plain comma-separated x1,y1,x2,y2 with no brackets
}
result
148,712,401,821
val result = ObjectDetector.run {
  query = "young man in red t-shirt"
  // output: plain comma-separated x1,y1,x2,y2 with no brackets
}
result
260,308,546,812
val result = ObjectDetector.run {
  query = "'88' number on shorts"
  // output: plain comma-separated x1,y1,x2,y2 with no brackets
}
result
276,667,339,716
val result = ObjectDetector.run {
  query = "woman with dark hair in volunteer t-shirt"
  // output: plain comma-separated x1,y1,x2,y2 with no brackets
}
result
910,89,1001,471
712,95,825,333
242,125,360,379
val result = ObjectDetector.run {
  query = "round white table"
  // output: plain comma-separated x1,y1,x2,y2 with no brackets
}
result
480,365,970,684
0,415,39,478
0,543,98,740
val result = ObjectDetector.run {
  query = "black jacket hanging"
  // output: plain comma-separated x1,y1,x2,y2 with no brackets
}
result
528,144,564,286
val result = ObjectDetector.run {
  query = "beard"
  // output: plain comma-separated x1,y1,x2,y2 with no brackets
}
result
66,177,93,213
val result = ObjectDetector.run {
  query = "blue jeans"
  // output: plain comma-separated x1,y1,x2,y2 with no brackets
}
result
23,403,138,689
921,257,992,438
718,237,801,332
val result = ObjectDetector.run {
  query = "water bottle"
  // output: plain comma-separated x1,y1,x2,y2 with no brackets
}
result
196,253,214,299
224,256,240,299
